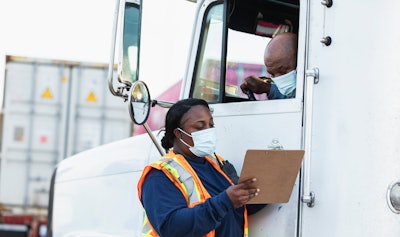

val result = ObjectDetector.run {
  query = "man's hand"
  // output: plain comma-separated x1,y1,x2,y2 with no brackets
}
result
240,76,271,94
226,178,260,208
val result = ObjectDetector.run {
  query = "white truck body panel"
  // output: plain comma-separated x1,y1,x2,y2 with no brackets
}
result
52,133,161,237
300,0,400,236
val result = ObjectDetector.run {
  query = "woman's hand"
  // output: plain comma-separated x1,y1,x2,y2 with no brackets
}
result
226,178,260,208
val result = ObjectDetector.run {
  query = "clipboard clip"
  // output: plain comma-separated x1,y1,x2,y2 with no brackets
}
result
267,138,283,150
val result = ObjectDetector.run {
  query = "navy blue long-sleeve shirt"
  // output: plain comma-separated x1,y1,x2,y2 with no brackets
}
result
269,84,291,99
141,156,244,237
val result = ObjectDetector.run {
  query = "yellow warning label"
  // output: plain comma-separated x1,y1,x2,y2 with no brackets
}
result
86,91,97,102
62,76,68,83
42,87,53,99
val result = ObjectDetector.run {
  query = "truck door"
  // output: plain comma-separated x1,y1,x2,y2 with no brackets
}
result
181,1,305,236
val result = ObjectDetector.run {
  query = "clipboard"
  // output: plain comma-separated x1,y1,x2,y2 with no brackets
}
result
238,149,305,204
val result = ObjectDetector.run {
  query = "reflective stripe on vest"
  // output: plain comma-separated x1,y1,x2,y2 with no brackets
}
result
161,158,201,204
137,151,248,237
141,214,156,237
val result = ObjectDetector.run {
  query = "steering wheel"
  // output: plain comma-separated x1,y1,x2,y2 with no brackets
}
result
245,90,257,101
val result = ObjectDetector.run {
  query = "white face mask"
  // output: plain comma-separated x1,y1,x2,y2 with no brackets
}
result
272,70,297,96
177,127,217,157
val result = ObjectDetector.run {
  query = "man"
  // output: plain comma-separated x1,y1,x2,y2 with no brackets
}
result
240,32,298,100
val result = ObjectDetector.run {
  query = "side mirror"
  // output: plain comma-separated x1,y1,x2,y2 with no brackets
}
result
108,0,141,97
128,81,166,156
128,81,151,125
119,0,141,84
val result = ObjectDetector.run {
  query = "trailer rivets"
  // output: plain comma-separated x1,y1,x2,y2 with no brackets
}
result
321,0,333,8
321,36,332,46
387,181,400,214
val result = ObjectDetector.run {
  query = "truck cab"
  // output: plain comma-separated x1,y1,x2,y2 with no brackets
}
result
47,0,400,236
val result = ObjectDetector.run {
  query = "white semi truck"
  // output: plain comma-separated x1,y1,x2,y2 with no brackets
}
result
47,0,400,236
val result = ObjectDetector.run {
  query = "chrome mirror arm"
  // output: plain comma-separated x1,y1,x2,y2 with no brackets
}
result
143,123,166,156
151,100,175,109
108,0,125,97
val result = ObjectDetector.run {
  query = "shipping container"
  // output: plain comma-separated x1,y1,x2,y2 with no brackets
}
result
0,55,132,211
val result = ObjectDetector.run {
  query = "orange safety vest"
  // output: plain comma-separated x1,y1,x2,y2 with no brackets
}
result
137,150,248,237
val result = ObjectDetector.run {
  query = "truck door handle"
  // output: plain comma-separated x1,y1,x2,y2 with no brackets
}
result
301,68,319,208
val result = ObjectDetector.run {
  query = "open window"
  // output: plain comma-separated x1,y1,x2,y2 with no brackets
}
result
190,0,300,103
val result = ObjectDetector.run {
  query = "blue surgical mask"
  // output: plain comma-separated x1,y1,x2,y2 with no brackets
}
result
178,127,217,157
272,70,297,96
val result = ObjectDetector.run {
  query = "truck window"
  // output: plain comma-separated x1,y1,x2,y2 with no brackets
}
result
225,30,270,101
192,4,224,102
191,1,299,103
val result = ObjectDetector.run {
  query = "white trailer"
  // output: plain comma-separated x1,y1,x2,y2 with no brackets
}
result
0,56,132,235
47,0,400,236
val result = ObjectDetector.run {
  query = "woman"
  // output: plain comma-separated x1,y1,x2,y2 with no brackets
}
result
137,98,260,237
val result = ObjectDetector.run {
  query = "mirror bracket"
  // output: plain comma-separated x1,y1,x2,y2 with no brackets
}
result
108,0,122,97
151,100,175,109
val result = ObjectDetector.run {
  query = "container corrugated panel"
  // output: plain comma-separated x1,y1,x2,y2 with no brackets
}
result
66,65,130,154
0,56,131,208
